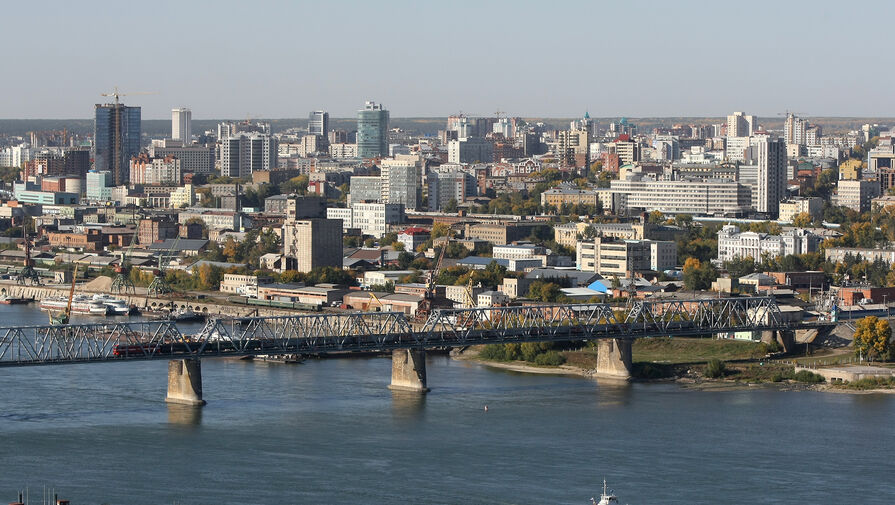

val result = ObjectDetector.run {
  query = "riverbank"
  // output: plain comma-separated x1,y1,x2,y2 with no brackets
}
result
460,339,895,393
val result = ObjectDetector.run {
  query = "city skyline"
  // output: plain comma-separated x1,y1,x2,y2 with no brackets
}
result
2,0,895,119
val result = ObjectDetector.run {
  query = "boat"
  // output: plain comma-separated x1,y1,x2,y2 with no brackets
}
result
40,295,108,316
0,296,33,305
590,480,618,505
91,294,134,315
157,308,205,322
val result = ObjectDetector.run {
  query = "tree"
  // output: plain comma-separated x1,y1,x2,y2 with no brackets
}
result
853,316,892,362
444,198,458,213
683,257,717,291
431,223,451,239
723,256,755,279
791,212,813,227
646,210,664,225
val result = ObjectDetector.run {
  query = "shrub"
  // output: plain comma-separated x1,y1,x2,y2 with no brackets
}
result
704,359,727,378
793,370,825,384
533,351,565,367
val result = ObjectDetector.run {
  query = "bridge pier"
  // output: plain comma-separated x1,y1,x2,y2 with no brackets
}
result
762,330,795,353
594,339,632,379
388,349,429,393
165,359,206,406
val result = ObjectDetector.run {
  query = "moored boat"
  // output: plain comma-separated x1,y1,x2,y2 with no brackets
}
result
40,295,108,316
0,296,34,305
91,294,134,315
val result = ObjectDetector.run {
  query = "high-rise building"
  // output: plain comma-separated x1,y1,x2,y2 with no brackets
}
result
220,133,278,178
308,110,329,137
753,136,787,217
726,111,755,138
783,113,807,146
172,108,192,144
94,102,141,186
379,157,420,210
428,169,477,211
357,101,389,159
281,218,343,273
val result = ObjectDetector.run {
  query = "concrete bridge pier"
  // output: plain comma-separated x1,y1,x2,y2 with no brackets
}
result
388,349,429,393
165,359,206,406
762,330,795,353
594,339,633,379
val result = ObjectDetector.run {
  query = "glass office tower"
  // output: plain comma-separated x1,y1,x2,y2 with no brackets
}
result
94,103,141,186
356,101,388,159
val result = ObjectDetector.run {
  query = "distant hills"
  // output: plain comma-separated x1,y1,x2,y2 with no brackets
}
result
1,117,891,138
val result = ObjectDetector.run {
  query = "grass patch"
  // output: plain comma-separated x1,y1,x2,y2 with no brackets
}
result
837,376,895,390
633,337,767,364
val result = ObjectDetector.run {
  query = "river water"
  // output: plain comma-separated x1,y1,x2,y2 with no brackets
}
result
0,305,893,504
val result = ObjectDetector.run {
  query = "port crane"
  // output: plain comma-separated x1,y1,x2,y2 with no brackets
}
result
50,264,79,325
110,227,139,294
17,223,41,286
147,235,180,297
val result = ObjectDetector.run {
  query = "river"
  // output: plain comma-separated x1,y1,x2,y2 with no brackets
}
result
0,305,893,504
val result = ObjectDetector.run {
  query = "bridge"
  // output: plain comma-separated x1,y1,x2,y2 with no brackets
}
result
0,297,828,405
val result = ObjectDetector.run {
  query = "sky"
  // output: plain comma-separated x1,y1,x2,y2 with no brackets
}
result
1,0,893,120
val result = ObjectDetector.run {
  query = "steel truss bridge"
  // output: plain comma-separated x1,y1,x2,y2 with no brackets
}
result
0,297,828,367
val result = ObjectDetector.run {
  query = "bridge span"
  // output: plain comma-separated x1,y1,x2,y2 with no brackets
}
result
0,297,829,405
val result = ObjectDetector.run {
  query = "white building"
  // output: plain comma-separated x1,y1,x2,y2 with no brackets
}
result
576,237,676,276
172,108,192,144
716,225,822,263
220,133,277,178
610,176,751,215
326,203,403,238
379,156,421,210
448,137,493,164
727,111,756,138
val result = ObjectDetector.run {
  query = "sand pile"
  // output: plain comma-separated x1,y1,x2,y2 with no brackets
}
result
83,275,114,292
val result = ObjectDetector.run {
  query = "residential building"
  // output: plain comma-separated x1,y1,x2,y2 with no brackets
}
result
94,102,141,186
716,225,822,263
837,179,880,212
380,157,421,210
753,136,788,217
464,222,546,245
149,140,214,174
357,101,389,159
281,218,343,272
726,111,756,137
447,137,493,164
170,184,195,208
783,113,807,146
428,169,477,211
576,237,677,276
332,202,403,238
540,186,598,209
285,196,326,219
129,154,181,185
397,227,430,252
825,247,895,266
778,197,823,223
220,133,277,178
178,209,244,231
171,108,191,143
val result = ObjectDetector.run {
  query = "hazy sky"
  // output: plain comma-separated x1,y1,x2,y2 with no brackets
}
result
2,0,893,119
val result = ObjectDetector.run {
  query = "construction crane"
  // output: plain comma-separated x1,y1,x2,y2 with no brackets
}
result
368,291,385,312
147,235,180,297
17,223,41,286
414,233,451,321
100,86,156,106
50,264,79,325
110,227,139,294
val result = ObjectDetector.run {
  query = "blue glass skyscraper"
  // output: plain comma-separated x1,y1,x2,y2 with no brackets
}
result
94,103,141,186
356,101,388,159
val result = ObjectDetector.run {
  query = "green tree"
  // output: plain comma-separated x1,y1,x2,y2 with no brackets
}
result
444,198,458,213
853,316,892,362
683,257,717,291
723,256,755,279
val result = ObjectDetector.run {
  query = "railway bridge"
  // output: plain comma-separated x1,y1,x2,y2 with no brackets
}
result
0,297,829,405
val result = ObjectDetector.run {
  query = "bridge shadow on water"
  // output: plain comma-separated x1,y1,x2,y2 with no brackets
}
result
592,377,634,408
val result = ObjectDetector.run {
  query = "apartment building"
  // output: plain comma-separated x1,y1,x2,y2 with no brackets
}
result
716,225,822,263
576,237,677,276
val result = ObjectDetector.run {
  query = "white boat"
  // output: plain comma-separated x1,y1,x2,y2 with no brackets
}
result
40,296,109,316
590,480,618,505
91,294,132,315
